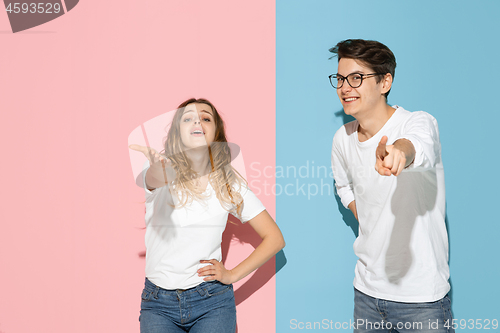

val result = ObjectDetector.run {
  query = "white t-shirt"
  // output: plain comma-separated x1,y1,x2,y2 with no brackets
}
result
142,164,265,290
331,106,450,302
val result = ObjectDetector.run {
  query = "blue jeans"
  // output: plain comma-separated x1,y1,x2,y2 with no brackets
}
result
139,278,236,333
354,288,454,333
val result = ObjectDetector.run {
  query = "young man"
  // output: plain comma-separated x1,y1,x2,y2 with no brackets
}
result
330,39,453,332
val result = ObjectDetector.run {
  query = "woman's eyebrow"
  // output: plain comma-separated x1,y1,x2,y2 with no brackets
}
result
182,110,195,115
198,110,214,116
183,108,213,116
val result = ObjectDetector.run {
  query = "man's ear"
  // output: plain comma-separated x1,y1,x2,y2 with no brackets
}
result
381,73,393,95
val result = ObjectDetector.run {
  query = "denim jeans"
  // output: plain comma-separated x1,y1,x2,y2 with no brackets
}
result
354,288,454,333
139,278,236,333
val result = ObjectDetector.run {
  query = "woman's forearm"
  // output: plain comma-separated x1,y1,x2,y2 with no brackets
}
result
229,231,285,283
145,163,168,189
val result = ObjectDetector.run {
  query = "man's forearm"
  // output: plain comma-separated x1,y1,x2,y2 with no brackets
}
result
393,138,416,168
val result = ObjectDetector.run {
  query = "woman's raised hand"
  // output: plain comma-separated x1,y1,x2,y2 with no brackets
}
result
129,144,175,187
129,144,166,165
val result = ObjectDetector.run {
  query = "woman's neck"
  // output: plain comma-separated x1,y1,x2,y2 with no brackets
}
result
184,146,212,176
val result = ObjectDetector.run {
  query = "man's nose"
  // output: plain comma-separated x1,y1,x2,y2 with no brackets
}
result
340,80,352,94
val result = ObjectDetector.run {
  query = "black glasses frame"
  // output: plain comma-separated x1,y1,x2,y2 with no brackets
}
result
328,73,386,89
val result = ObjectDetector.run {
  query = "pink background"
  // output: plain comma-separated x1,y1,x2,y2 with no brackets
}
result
0,1,275,332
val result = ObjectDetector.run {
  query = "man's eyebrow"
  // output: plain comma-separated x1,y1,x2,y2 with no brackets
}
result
337,71,364,75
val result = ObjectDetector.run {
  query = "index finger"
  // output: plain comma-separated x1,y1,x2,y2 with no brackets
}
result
378,135,388,147
129,144,147,153
376,136,389,158
199,259,218,265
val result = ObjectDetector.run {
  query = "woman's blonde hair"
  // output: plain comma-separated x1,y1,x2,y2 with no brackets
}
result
163,98,245,215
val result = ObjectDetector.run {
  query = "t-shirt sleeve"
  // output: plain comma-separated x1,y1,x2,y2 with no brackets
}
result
231,184,266,223
331,131,355,209
395,111,441,170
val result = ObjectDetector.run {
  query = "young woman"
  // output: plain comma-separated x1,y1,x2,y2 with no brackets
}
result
129,98,285,333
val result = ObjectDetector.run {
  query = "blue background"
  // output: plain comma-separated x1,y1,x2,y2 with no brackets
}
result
276,0,500,331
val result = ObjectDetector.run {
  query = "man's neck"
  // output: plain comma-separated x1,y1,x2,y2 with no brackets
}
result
357,103,396,142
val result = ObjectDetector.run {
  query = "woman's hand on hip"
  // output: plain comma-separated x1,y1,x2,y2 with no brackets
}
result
198,259,234,285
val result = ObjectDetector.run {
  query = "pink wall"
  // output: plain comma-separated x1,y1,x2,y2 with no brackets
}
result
0,1,275,332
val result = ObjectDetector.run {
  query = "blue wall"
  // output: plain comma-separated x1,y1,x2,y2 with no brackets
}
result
276,0,500,331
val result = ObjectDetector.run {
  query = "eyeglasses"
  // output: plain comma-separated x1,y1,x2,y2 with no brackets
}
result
328,73,385,89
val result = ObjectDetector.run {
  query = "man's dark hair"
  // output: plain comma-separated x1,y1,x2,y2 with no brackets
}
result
329,39,397,98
